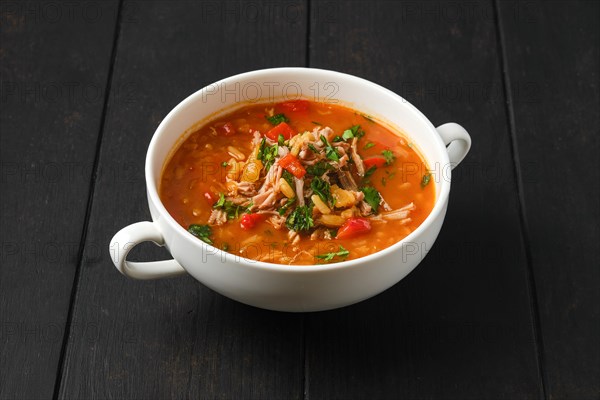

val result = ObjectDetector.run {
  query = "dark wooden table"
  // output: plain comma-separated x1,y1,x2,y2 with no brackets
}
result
1,1,598,399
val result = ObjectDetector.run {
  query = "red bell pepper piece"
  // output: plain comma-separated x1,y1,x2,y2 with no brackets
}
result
265,122,295,141
363,156,387,169
278,153,306,179
336,217,372,239
280,100,309,112
240,213,263,230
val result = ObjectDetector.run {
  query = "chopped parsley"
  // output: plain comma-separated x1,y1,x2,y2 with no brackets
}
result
311,121,322,125
214,193,247,219
382,149,395,165
278,197,296,216
364,166,377,179
320,135,340,161
286,205,314,232
316,245,350,262
188,224,213,245
311,177,333,206
343,124,365,140
421,173,431,188
257,138,278,170
342,129,355,141
361,186,381,213
266,113,289,125
221,161,228,167
363,142,375,150
222,243,229,251
306,160,331,177
383,170,395,186
282,170,295,188
278,134,285,146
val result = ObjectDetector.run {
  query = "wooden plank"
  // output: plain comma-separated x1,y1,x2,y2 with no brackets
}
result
305,1,543,398
497,1,600,398
56,1,307,398
0,1,119,398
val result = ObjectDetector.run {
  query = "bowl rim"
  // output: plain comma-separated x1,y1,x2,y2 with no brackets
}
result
146,67,451,273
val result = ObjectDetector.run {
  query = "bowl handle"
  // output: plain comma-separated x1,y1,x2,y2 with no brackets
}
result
436,123,471,169
109,221,187,279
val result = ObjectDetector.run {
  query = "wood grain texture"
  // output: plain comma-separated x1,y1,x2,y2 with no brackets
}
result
56,1,307,398
497,1,600,398
0,1,119,398
306,1,542,398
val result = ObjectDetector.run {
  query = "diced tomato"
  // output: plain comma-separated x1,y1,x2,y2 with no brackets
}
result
240,213,263,230
280,100,309,113
204,192,216,205
363,156,387,169
336,217,372,239
278,153,306,179
216,122,236,136
265,122,295,141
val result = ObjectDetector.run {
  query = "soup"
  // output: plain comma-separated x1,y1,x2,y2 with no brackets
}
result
160,100,435,265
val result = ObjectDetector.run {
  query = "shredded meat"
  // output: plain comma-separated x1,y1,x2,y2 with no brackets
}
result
370,203,416,223
359,201,372,216
208,209,227,226
251,130,262,145
351,190,365,204
295,177,305,206
257,164,282,194
268,214,287,230
252,189,277,210
228,180,256,197
350,137,365,176
288,230,300,245
338,170,359,191
379,192,393,211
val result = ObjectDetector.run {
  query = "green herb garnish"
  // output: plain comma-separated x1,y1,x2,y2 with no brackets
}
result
363,142,375,150
382,149,395,166
342,129,355,141
221,161,228,167
311,177,333,206
222,243,229,251
344,124,365,140
320,135,340,161
361,186,381,213
278,197,296,216
278,134,285,146
282,170,295,188
188,224,213,245
213,193,247,219
286,205,314,232
421,173,431,188
266,113,289,125
311,121,322,125
316,245,350,262
364,166,377,179
257,138,278,170
306,160,331,177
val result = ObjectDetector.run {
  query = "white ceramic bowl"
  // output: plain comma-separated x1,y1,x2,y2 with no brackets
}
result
109,67,471,312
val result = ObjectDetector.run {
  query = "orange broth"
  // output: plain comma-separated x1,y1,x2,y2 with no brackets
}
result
160,101,435,265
